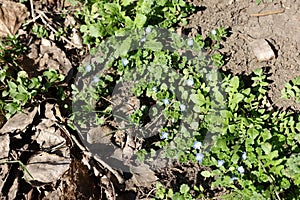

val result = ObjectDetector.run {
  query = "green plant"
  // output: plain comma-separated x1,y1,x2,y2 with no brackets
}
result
76,0,194,45
155,182,195,200
256,0,273,5
70,1,299,199
0,68,65,119
0,35,26,66
281,76,300,103
32,24,49,38
152,68,300,199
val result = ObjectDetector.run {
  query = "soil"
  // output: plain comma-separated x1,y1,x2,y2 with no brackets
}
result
187,0,300,110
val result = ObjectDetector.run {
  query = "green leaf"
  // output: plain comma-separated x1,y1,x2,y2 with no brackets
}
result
253,68,263,76
17,71,28,79
89,24,101,38
261,143,272,155
134,13,147,28
261,129,272,142
280,178,291,189
8,81,17,90
233,93,244,103
214,90,224,103
118,37,132,56
230,76,239,90
80,25,88,32
247,127,259,140
18,84,28,94
190,93,205,106
201,171,212,178
121,0,134,6
2,89,9,97
180,184,190,194
124,16,134,28
144,40,163,51
4,103,19,118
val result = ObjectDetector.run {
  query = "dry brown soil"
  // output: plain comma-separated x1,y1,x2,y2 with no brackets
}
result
187,0,300,110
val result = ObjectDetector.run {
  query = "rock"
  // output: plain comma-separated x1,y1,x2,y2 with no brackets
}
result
249,39,275,61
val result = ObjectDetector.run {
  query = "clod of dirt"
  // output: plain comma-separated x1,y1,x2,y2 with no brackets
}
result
0,0,29,37
0,107,38,134
249,38,275,61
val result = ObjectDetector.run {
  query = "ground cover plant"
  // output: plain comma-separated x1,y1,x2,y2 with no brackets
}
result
0,0,299,199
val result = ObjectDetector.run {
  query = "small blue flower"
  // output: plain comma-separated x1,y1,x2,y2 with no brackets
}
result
196,153,204,163
187,38,194,46
241,151,247,160
211,29,217,35
85,65,92,73
162,98,170,105
161,132,169,140
230,177,238,181
145,26,152,34
122,59,129,66
140,37,146,43
152,87,158,92
93,76,99,83
237,166,245,174
179,104,186,112
217,160,225,167
186,78,194,86
193,141,202,149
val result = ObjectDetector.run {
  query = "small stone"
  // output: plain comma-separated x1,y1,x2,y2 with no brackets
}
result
249,39,275,61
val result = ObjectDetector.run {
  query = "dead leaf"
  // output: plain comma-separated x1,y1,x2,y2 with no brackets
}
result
7,177,18,199
0,0,29,37
0,134,9,191
0,107,37,134
87,125,112,144
0,134,9,160
38,44,72,76
126,164,158,188
34,119,66,150
25,152,70,184
43,190,61,200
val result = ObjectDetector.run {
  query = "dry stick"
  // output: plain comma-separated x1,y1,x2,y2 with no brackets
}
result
29,0,35,18
60,121,125,184
249,9,285,17
146,188,156,198
35,10,82,48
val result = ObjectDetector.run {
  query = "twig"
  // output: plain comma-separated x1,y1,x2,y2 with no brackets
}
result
35,10,82,48
250,9,285,17
67,122,125,184
146,187,156,198
29,0,35,19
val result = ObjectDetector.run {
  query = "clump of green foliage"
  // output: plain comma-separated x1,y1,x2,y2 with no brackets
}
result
281,76,300,103
0,35,65,119
76,0,194,45
70,0,300,199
